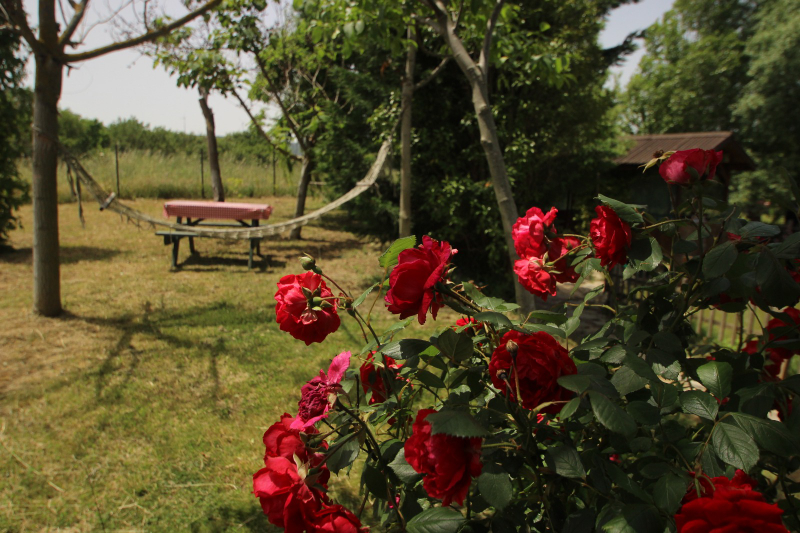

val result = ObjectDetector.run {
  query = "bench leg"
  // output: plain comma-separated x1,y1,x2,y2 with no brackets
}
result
249,239,255,269
172,237,180,268
189,236,196,255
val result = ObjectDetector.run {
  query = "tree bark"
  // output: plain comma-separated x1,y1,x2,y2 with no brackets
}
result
432,6,533,311
289,155,314,240
198,87,224,202
31,51,64,316
399,25,417,238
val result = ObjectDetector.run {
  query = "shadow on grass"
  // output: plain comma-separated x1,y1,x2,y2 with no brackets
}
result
58,302,274,404
189,503,277,532
0,245,121,265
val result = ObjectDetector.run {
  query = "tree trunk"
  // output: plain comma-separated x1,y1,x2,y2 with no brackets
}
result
31,52,64,316
399,25,417,238
289,155,314,240
436,13,533,311
198,87,224,202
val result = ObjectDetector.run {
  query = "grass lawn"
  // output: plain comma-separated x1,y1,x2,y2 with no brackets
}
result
0,196,456,531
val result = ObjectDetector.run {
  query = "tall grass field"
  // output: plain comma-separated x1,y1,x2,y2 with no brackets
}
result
17,150,303,203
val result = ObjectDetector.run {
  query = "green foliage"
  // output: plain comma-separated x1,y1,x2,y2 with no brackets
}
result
0,15,30,246
622,0,800,221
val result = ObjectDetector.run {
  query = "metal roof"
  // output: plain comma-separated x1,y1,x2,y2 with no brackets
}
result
615,131,756,171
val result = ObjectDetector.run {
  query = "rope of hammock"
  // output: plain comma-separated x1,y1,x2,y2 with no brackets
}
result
59,133,393,240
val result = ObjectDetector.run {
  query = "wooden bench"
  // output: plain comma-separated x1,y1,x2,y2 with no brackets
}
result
157,201,272,269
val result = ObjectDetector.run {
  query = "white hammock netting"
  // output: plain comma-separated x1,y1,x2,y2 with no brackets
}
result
60,134,393,240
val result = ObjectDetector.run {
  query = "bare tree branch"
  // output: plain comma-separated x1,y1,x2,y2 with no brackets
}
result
57,0,89,47
0,0,46,54
414,56,449,90
479,0,505,74
250,51,311,152
230,87,301,162
64,0,222,62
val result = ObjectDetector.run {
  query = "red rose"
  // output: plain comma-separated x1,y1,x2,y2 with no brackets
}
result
404,409,483,506
307,504,367,533
263,413,319,463
659,149,724,186
275,272,340,345
489,330,577,412
385,236,454,325
683,470,757,503
253,456,327,533
765,307,800,361
514,257,557,300
360,352,401,405
675,473,788,533
294,352,351,431
590,205,632,268
512,206,558,259
549,236,582,283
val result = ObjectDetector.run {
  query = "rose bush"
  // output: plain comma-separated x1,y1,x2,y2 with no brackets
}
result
255,151,800,532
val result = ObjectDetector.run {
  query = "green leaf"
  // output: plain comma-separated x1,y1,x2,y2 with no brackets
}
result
611,367,649,397
427,410,488,438
653,474,687,514
436,329,474,362
590,392,637,437
628,401,660,426
703,241,738,279
727,413,799,457
389,448,421,484
473,311,512,328
757,249,800,306
381,339,432,360
559,397,581,419
462,282,519,312
696,361,733,399
326,437,360,474
740,221,781,239
623,353,659,382
712,423,759,470
477,463,513,510
558,375,591,394
545,445,586,479
606,464,652,502
406,507,465,533
528,310,569,325
352,282,379,308
597,194,644,225
600,505,662,533
563,510,596,533
379,236,416,269
361,462,387,498
679,391,719,420
416,370,446,389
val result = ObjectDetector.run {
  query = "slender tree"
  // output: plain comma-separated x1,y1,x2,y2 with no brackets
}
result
0,0,223,315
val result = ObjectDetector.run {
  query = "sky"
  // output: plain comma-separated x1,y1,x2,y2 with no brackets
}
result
24,0,675,136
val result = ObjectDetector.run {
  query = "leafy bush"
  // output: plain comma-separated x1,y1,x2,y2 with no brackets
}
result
251,149,800,532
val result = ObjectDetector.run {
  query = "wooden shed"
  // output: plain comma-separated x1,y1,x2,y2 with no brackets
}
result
607,132,757,216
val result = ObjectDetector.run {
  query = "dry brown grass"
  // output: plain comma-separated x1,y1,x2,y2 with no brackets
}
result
0,197,457,532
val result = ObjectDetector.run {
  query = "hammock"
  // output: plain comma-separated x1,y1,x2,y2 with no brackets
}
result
60,134,393,240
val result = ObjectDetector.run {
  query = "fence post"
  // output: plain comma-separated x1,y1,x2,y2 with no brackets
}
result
115,144,120,197
200,148,205,199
